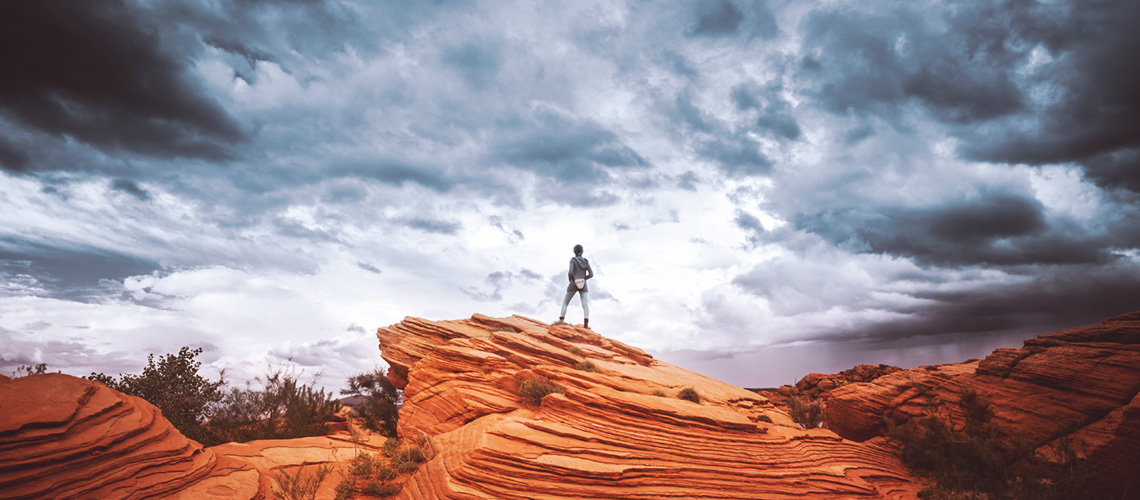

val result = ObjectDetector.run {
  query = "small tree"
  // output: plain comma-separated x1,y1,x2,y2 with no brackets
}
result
341,368,401,437
88,347,224,444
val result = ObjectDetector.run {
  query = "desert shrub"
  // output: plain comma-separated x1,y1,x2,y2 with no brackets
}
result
88,347,224,444
886,387,1097,500
676,387,701,403
335,451,402,499
204,366,339,445
567,346,581,354
363,480,400,496
651,389,667,397
12,363,50,377
574,360,597,372
341,368,401,437
382,437,399,457
787,394,825,429
391,444,428,473
516,376,565,406
757,414,773,423
273,464,330,500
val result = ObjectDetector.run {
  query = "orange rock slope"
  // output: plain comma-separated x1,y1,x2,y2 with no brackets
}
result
378,314,920,499
0,373,390,500
826,310,1140,499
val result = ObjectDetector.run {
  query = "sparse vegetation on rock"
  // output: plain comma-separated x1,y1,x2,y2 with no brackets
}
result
676,387,701,403
885,387,1097,500
651,389,667,397
273,464,330,500
574,360,597,372
205,366,339,445
516,375,565,406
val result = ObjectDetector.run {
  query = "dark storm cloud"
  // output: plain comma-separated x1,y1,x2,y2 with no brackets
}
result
955,1,1140,179
793,189,1115,267
329,161,455,192
355,262,382,275
687,0,778,39
0,1,246,163
0,237,159,300
441,40,503,90
730,81,801,140
818,262,1140,345
690,0,743,36
799,6,1025,124
396,216,462,235
493,106,649,199
0,136,31,172
111,179,151,201
665,92,774,176
801,0,1140,193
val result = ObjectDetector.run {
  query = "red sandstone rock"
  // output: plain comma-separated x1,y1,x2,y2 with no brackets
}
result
826,311,1140,499
0,373,392,500
378,314,921,499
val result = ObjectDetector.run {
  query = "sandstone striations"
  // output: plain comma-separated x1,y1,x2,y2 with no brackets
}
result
826,310,1140,499
0,373,390,500
378,314,920,499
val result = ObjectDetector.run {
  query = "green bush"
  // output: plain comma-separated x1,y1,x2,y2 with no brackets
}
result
363,481,400,496
886,387,1097,500
87,347,224,444
273,464,330,500
341,368,401,437
787,394,825,429
676,387,701,403
516,376,565,406
574,360,597,372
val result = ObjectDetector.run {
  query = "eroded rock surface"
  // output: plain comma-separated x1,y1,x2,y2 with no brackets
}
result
0,373,390,500
826,310,1140,498
378,314,920,499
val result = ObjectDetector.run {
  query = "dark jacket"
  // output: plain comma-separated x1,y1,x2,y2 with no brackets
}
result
567,255,593,293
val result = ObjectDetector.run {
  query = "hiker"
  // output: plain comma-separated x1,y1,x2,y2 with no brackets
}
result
558,244,593,328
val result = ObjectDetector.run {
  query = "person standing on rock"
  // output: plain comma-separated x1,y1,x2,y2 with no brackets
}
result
558,244,593,328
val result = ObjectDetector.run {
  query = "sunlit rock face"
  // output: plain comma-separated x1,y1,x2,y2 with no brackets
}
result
0,373,261,500
826,310,1140,499
0,374,392,500
378,314,920,499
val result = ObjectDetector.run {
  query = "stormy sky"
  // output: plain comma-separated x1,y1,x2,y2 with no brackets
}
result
2,0,1138,390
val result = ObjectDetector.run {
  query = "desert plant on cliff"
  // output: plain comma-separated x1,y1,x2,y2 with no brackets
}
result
757,414,773,423
574,360,597,372
340,368,401,437
676,387,701,403
273,464,331,500
516,375,565,406
885,387,1097,500
87,347,225,444
651,389,667,397
333,451,402,499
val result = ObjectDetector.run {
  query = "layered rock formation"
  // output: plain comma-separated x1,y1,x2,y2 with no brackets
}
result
378,314,920,499
826,310,1140,498
0,373,389,500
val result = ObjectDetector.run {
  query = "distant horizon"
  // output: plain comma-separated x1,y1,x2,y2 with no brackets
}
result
2,1,1138,392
